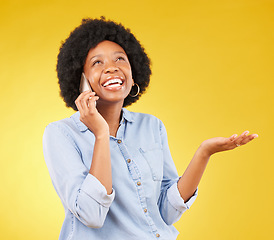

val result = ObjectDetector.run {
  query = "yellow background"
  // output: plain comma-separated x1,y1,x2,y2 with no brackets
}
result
1,0,273,239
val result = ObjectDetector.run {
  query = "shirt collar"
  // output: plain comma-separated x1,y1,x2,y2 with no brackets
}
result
121,108,134,123
72,108,134,132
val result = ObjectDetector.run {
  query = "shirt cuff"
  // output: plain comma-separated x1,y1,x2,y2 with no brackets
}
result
167,182,198,212
81,174,115,208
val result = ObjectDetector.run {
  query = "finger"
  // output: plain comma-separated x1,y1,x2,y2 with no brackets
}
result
88,96,99,110
234,131,249,146
78,90,93,99
239,134,259,145
82,91,95,102
229,134,238,141
75,97,84,112
228,134,238,148
81,91,96,103
76,91,95,112
82,92,96,112
75,99,81,112
75,90,92,105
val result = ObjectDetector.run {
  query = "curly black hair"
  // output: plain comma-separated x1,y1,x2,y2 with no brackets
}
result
56,17,151,111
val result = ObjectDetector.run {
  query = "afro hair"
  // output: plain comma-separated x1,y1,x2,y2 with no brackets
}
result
56,17,151,111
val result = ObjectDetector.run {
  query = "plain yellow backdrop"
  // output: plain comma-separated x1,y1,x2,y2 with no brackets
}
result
0,0,273,239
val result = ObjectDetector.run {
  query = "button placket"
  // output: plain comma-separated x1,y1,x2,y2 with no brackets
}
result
115,137,159,235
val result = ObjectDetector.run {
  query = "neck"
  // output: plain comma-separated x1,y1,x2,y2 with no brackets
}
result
96,102,123,137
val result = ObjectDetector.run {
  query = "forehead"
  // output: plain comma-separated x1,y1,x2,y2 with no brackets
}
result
88,40,126,56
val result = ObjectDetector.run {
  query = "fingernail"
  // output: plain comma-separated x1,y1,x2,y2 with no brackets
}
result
253,134,259,138
244,131,249,135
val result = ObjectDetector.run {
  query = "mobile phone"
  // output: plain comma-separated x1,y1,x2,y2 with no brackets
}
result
79,73,97,106
79,73,92,93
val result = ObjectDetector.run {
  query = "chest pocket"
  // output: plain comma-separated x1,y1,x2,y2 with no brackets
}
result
139,143,163,181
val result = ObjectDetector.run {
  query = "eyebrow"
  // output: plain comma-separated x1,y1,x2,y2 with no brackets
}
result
89,54,102,62
114,51,126,55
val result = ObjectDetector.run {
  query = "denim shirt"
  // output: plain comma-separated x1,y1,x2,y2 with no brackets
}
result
43,108,197,240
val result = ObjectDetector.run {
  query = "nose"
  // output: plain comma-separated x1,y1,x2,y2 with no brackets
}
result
104,62,118,74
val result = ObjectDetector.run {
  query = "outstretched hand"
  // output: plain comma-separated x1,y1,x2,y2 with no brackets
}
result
200,131,259,157
178,130,258,201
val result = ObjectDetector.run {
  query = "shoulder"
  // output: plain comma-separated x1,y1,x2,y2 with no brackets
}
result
124,108,162,124
44,112,84,139
123,108,165,132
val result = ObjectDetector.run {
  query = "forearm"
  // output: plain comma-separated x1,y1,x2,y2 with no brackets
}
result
177,145,210,202
89,134,112,195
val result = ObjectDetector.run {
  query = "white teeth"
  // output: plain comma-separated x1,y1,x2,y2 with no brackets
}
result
103,78,123,87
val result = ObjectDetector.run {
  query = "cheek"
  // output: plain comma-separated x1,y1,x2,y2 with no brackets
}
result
88,71,100,85
124,66,133,80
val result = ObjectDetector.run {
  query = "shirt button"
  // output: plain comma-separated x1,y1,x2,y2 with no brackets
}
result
117,140,122,144
137,181,141,186
156,233,160,238
144,208,147,213
127,159,131,163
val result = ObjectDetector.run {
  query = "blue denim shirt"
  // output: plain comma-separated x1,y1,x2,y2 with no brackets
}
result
43,108,197,240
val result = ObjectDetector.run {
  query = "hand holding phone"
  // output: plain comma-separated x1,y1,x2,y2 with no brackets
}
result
76,73,107,135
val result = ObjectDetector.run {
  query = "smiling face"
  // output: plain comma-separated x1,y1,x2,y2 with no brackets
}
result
83,40,133,106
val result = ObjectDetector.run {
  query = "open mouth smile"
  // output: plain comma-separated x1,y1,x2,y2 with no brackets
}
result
102,76,125,89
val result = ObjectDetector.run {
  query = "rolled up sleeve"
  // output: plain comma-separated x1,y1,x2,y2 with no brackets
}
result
167,182,198,212
76,174,115,228
43,123,115,228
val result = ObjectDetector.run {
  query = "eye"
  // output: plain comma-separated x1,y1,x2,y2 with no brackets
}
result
92,60,102,66
116,56,125,61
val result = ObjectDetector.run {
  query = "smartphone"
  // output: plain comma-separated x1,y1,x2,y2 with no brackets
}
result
79,73,92,93
79,73,97,106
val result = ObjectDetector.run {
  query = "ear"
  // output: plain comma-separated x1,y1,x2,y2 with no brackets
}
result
132,79,135,86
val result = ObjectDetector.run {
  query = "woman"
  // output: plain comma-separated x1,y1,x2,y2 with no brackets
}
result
43,17,258,240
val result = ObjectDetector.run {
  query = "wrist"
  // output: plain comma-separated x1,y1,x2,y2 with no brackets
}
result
197,142,213,159
94,130,109,140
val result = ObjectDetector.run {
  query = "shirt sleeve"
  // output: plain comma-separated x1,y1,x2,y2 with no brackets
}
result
157,120,198,225
43,122,115,228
